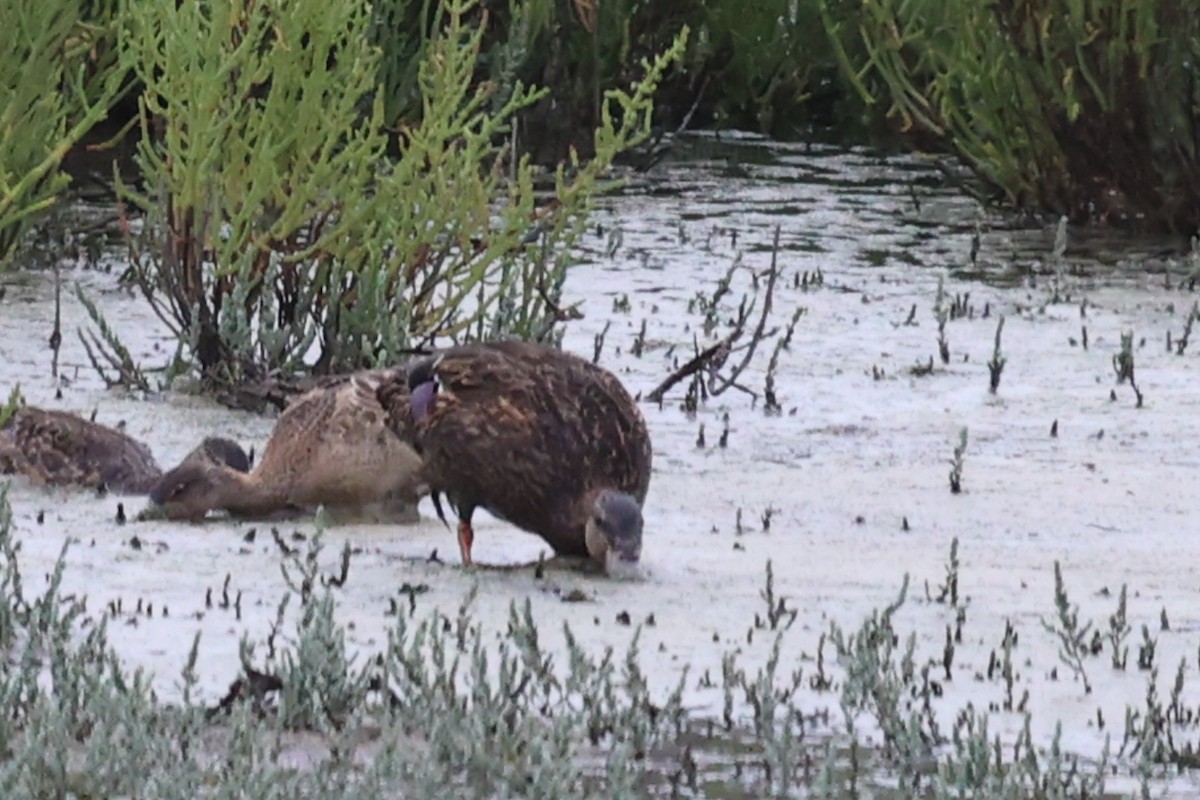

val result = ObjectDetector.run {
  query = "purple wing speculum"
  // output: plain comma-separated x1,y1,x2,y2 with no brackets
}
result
410,380,438,423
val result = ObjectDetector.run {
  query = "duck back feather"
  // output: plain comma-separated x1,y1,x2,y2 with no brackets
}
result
381,341,651,556
0,407,161,492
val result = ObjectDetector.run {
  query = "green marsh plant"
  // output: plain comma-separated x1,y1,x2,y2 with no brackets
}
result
113,0,687,388
1041,561,1093,695
0,0,124,265
821,0,1200,232
0,495,1145,797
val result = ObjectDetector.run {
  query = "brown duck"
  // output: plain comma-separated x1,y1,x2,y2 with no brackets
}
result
377,341,652,574
146,369,425,522
0,405,248,493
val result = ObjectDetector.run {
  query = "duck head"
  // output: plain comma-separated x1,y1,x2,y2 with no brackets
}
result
139,437,252,521
583,489,645,578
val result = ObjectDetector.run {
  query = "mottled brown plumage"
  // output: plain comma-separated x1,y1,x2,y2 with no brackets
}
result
0,406,248,494
147,369,425,522
377,340,652,572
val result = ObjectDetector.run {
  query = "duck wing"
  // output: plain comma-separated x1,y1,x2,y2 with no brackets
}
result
257,368,422,508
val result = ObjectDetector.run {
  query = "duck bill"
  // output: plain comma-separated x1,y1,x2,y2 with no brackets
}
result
604,549,645,580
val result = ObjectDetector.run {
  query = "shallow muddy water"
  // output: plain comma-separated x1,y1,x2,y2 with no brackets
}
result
5,132,1200,794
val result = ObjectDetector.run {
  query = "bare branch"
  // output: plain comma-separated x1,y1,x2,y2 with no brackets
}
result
708,224,782,396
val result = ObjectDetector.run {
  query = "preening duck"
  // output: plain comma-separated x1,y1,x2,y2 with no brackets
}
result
376,340,652,575
145,369,425,522
0,405,248,494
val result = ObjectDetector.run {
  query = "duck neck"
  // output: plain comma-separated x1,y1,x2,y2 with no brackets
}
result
217,469,290,516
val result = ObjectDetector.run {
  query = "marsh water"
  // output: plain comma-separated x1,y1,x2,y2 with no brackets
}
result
5,131,1200,796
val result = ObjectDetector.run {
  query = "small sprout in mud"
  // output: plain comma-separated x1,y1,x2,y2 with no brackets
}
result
592,320,611,363
933,537,960,607
735,508,744,535
1160,607,1170,632
933,277,950,364
763,339,783,414
983,301,991,318
49,261,63,377
761,506,775,532
909,356,935,377
615,610,631,626
270,528,296,556
756,560,797,632
987,316,1007,394
1138,624,1156,670
992,620,1020,711
718,412,730,447
1175,301,1199,355
392,582,429,616
810,633,832,691
631,319,646,357
902,303,917,326
1041,561,1093,694
128,534,142,550
943,625,955,680
604,225,623,258
872,364,886,381
115,503,126,525
321,541,353,588
909,181,922,212
682,374,699,415
1108,583,1130,670
948,427,968,494
901,516,909,532
950,292,970,320
36,510,44,524
1050,419,1058,437
1112,330,1144,407
695,423,705,448
803,267,824,289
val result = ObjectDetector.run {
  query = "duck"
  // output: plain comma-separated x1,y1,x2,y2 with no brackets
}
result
376,340,652,575
144,368,425,522
0,405,249,493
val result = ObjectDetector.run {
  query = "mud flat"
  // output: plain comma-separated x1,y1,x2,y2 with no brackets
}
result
3,136,1200,795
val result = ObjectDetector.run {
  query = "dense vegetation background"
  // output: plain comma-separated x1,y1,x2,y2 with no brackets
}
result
2,0,1197,389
